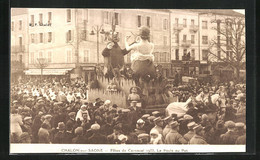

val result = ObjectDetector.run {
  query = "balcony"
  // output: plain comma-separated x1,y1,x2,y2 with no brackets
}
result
181,40,191,48
173,24,184,31
11,45,25,53
189,25,199,33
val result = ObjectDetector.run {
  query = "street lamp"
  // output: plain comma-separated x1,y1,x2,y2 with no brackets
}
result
36,58,48,82
89,25,105,65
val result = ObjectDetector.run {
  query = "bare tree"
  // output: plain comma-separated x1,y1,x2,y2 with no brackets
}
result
208,16,245,81
34,58,48,82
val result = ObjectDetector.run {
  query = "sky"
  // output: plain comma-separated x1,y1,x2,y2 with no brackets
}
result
233,9,245,15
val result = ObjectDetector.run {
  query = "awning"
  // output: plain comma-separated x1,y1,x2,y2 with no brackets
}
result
24,68,73,75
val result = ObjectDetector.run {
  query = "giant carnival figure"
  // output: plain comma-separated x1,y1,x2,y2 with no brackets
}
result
102,32,131,80
124,26,156,86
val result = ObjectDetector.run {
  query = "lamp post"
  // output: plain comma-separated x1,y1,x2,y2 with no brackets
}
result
36,58,48,83
90,25,105,65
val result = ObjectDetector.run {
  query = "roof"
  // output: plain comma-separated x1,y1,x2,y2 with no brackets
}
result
188,9,244,17
11,8,28,16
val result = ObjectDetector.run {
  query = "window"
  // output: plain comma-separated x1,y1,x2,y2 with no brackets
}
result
183,19,187,27
163,19,168,30
67,30,72,42
11,21,14,31
48,12,52,24
30,15,34,26
202,50,208,60
137,15,142,27
39,13,43,25
175,34,179,43
19,20,22,30
67,9,71,22
39,33,43,43
218,51,221,59
31,34,35,43
175,18,179,24
147,16,151,27
83,50,90,62
191,49,195,60
175,49,179,60
160,52,166,62
47,51,52,63
163,36,167,46
19,37,22,46
114,12,119,25
183,35,187,42
191,35,195,44
202,21,208,29
104,11,109,24
48,32,52,42
67,50,72,63
30,52,34,64
191,19,195,26
202,36,208,44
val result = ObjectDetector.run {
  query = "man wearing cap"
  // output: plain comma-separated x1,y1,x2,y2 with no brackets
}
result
66,112,77,131
87,123,107,144
53,122,66,143
162,116,173,138
72,127,85,144
184,122,197,142
22,117,33,138
220,121,239,144
165,121,187,144
38,123,51,143
179,114,194,135
151,117,164,135
107,125,121,144
235,122,246,137
137,133,150,144
189,125,207,144
235,124,246,144
43,114,52,130
63,121,75,144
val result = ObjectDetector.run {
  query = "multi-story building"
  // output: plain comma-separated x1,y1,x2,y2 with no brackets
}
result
11,8,29,82
24,9,172,82
170,9,245,78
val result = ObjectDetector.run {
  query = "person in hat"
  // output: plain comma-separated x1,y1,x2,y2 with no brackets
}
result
38,123,51,143
43,114,52,130
235,125,246,144
22,117,32,137
72,127,85,144
118,134,128,144
184,122,197,142
66,112,77,130
235,122,246,137
189,125,207,144
125,26,156,84
128,87,141,102
162,116,174,138
87,123,107,144
107,125,121,144
137,133,150,144
165,121,187,144
179,114,194,135
75,105,90,122
31,111,44,143
63,121,75,144
132,119,146,140
151,117,164,135
152,111,160,117
149,129,163,144
53,122,66,143
10,108,23,142
220,121,239,144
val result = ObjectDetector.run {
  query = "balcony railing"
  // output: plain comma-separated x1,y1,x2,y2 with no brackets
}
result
181,40,191,47
189,25,199,32
11,45,25,53
173,24,184,31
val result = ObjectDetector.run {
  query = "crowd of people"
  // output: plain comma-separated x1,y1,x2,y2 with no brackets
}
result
10,76,246,145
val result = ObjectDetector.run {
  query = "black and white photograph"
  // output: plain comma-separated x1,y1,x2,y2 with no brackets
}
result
10,8,246,153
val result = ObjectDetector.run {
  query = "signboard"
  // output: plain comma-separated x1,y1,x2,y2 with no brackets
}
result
25,69,72,75
82,66,95,71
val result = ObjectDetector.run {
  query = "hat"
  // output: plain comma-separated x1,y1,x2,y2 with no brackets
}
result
44,114,52,119
24,117,32,121
81,105,87,109
169,121,180,128
118,134,128,141
138,133,149,139
75,127,83,135
235,122,245,129
201,114,208,121
153,117,162,122
26,98,34,101
187,122,197,129
122,109,130,113
104,100,111,105
13,100,18,104
23,107,31,112
193,125,205,133
152,111,160,116
91,123,100,130
148,116,156,121
225,121,236,129
150,129,159,135
57,122,65,130
183,114,193,120
68,112,76,117
163,116,172,122
137,119,145,124
141,114,150,119
38,99,44,103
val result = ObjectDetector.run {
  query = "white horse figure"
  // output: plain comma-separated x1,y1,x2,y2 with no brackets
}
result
165,97,193,117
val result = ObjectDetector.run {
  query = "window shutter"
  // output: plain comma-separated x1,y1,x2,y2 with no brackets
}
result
71,30,74,42
66,32,68,43
109,12,112,24
118,13,121,25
